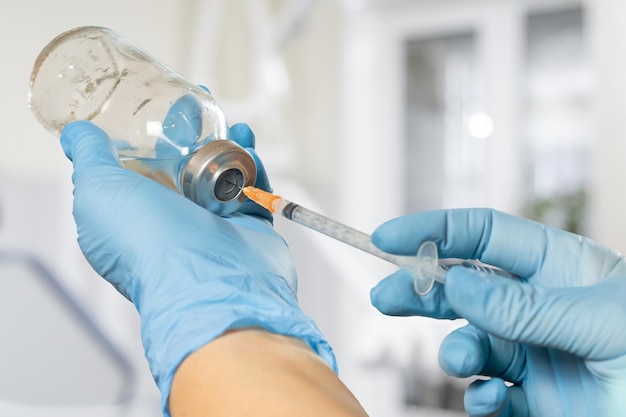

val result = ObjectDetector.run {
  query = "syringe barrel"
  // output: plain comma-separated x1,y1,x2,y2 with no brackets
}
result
281,202,410,266
278,199,515,297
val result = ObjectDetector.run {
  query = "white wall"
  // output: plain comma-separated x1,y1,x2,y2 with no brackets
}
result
0,0,198,178
2,0,626,416
0,1,198,414
588,0,626,253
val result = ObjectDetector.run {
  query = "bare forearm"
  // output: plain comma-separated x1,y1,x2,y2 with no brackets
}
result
169,328,369,417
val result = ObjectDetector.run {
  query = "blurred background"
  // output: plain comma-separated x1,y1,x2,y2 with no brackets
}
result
0,0,624,415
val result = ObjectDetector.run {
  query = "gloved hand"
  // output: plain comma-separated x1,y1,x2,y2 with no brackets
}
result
60,121,336,416
370,208,626,416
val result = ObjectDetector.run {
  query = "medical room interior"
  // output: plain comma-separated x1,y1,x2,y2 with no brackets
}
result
0,0,624,415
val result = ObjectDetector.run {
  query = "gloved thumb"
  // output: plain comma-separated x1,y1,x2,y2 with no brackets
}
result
444,267,618,360
60,121,121,171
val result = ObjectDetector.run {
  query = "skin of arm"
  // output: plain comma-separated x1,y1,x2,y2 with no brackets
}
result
169,328,370,417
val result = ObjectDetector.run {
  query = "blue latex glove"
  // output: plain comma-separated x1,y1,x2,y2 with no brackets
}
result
60,121,336,416
370,208,626,416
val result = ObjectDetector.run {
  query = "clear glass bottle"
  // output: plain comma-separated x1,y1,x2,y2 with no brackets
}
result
29,26,256,216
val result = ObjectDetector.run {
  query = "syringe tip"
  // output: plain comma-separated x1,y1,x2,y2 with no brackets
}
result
242,186,282,213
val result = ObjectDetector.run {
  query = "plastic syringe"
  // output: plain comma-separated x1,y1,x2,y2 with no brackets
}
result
243,186,446,294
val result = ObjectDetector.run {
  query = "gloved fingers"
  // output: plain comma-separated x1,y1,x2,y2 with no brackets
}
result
247,147,271,192
464,378,528,417
371,208,554,278
60,121,122,179
464,378,509,417
160,95,203,154
229,123,256,150
445,266,626,360
228,123,273,220
370,269,458,319
372,208,503,258
228,123,272,190
235,150,273,221
439,324,525,383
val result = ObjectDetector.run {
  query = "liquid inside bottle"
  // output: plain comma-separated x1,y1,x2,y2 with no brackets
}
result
29,26,256,216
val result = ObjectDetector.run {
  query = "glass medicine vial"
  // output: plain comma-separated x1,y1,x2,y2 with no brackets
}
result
29,26,256,216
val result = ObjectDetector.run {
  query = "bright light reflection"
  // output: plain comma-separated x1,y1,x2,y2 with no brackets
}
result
468,113,494,139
